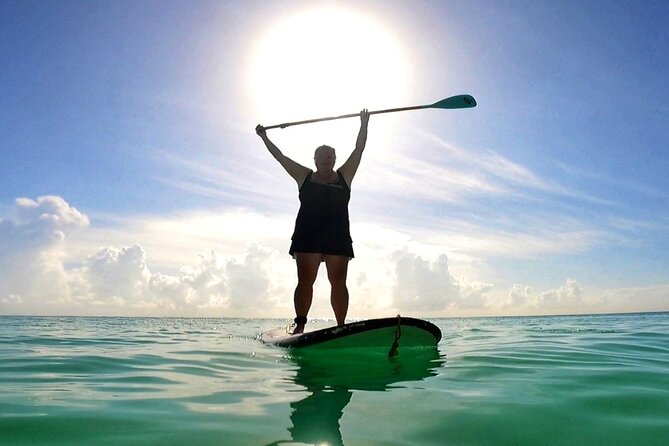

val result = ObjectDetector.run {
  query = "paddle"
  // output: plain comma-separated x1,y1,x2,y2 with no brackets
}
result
262,94,477,130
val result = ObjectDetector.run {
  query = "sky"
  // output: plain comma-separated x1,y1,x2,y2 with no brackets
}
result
1,0,668,318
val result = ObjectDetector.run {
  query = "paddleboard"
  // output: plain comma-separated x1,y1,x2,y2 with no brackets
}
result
261,316,441,351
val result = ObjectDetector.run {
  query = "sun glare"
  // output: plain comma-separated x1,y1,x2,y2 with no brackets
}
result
248,8,410,152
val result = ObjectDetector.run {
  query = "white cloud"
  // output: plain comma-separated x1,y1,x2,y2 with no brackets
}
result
390,248,493,313
169,250,227,307
146,123,639,271
75,242,287,316
0,196,89,314
392,250,458,311
221,243,280,309
86,244,152,301
66,208,296,275
0,196,296,316
1,195,666,318
349,129,554,206
494,280,669,316
1,294,23,305
504,284,533,308
594,284,669,314
495,279,589,315
489,280,582,314
0,195,89,253
536,278,582,308
423,225,605,259
458,280,494,310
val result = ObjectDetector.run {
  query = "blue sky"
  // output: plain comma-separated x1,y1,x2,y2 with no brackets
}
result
1,0,667,317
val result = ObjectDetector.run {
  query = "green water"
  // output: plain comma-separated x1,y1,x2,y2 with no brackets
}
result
1,314,668,445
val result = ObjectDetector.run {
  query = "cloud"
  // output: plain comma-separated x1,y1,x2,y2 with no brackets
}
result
351,129,552,206
0,294,23,306
149,148,299,213
410,130,624,208
497,279,585,315
391,250,458,311
497,280,669,316
537,278,582,308
390,248,492,313
68,208,295,274
224,243,277,308
458,280,494,310
86,244,152,301
594,284,669,314
80,244,225,312
77,243,284,316
0,195,89,253
1,195,666,318
0,196,294,316
422,225,605,259
0,196,89,314
505,284,533,308
146,127,638,271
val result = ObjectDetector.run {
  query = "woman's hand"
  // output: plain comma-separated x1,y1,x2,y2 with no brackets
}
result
360,109,370,126
255,124,266,137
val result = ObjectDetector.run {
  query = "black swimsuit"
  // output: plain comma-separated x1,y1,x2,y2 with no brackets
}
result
289,170,354,259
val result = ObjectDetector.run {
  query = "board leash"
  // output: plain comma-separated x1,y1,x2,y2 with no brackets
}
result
388,314,402,357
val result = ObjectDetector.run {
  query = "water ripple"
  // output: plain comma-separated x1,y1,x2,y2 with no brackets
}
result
1,314,668,445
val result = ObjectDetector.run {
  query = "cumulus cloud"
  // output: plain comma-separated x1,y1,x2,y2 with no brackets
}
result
0,195,89,254
7,206,501,316
537,278,582,308
500,279,667,316
392,250,457,311
0,196,89,313
86,244,152,301
390,248,492,313
225,243,277,308
458,280,494,309
496,280,586,314
77,243,283,315
163,250,227,307
0,294,23,305
505,284,533,308
597,285,669,314
0,196,291,316
1,195,665,318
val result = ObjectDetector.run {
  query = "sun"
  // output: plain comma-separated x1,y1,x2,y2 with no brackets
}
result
248,7,411,152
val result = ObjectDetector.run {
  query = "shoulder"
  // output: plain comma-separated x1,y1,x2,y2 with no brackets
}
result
338,158,360,187
337,170,351,190
295,167,314,189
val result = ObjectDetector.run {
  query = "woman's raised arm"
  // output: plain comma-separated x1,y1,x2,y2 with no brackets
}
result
339,109,370,187
256,125,311,186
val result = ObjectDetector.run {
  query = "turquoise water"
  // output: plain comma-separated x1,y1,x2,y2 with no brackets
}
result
1,313,668,445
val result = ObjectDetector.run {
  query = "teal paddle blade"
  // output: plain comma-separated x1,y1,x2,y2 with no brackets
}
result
430,94,477,109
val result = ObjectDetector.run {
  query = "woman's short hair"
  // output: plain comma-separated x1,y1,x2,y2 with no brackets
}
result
314,145,336,158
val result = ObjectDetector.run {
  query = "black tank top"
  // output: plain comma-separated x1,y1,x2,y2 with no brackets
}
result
291,171,351,243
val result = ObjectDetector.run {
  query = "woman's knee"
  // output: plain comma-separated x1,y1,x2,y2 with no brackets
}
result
296,253,321,284
325,257,349,284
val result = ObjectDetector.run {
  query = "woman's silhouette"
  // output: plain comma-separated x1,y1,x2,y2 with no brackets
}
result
256,110,369,333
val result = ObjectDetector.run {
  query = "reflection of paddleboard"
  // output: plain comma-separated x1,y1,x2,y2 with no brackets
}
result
261,316,441,351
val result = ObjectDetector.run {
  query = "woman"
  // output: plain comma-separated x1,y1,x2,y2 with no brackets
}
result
256,110,370,334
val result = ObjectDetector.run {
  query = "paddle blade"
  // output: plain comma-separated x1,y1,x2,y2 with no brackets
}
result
430,94,477,109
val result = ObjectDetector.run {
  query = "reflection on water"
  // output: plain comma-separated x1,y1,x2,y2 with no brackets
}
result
269,347,444,445
286,387,353,446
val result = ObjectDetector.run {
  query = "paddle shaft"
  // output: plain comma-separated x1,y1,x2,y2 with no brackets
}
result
263,104,430,130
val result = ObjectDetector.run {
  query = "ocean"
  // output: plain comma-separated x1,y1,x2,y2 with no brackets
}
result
1,313,668,445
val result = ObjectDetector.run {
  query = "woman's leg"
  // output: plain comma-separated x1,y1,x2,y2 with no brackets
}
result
293,253,322,334
324,255,349,326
